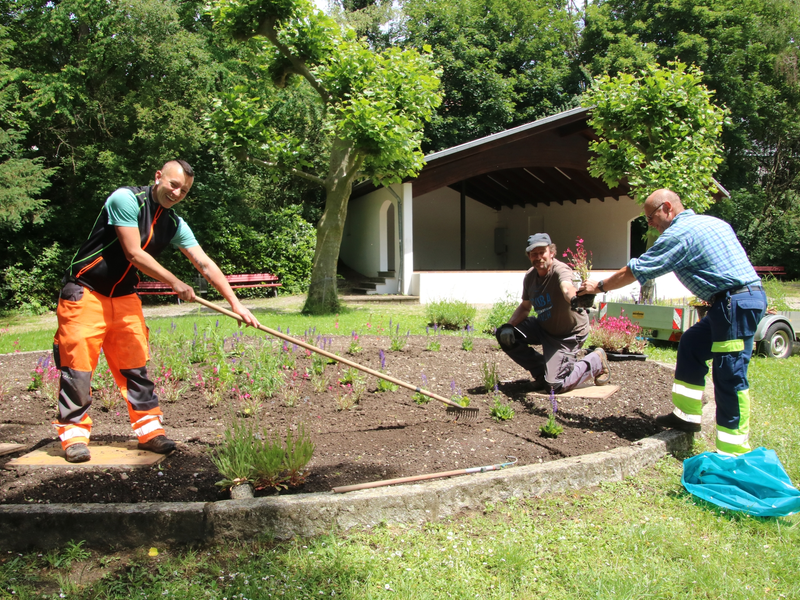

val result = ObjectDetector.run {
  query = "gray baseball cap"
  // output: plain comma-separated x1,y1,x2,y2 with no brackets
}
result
526,233,551,253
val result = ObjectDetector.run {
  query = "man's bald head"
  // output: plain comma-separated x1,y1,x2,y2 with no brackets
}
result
643,189,684,233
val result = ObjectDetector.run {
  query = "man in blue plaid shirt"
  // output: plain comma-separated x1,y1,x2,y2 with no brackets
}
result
579,189,766,455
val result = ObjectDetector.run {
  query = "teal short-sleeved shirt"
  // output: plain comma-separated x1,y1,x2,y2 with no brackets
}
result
106,189,198,249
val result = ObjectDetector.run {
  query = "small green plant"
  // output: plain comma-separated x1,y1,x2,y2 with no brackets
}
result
449,380,470,406
425,298,477,330
482,293,518,333
282,378,302,408
389,323,410,351
540,389,563,438
234,385,262,416
339,367,360,386
279,342,297,369
375,349,399,391
212,414,315,491
412,391,430,404
311,353,326,376
461,325,474,351
480,360,500,393
153,368,189,403
425,324,441,351
28,353,59,404
377,378,398,392
311,371,329,393
347,331,362,355
490,398,515,422
336,385,358,411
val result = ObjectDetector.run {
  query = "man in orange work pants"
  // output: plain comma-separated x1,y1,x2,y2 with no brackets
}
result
54,159,260,463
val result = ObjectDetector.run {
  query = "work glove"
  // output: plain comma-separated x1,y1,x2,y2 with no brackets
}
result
570,296,585,314
496,324,517,349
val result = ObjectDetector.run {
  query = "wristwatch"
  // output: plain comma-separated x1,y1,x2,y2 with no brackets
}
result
598,280,605,292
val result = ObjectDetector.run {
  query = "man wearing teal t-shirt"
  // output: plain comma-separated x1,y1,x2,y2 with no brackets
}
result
54,160,260,463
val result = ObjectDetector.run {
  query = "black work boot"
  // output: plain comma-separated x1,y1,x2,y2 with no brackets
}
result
65,443,91,463
138,435,176,454
654,412,701,433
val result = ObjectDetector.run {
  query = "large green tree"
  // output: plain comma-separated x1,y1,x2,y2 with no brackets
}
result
580,0,800,275
400,0,584,152
0,25,55,231
209,0,442,314
581,62,727,211
0,0,319,312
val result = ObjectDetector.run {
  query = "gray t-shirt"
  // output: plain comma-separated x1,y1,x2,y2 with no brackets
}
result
522,259,589,338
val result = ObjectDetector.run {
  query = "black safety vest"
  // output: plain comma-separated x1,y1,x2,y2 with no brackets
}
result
64,185,182,297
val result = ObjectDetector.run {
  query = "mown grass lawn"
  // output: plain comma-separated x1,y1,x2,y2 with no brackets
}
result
1,301,798,599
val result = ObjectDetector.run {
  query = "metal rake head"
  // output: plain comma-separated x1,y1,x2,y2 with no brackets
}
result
446,405,480,421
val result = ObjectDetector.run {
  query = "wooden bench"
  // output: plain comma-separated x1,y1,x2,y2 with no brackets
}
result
754,266,786,278
195,273,282,297
136,273,281,302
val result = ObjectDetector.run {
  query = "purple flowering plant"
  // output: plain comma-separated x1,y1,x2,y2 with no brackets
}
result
539,387,563,437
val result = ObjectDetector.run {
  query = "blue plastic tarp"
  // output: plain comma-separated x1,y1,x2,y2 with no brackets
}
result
682,447,800,517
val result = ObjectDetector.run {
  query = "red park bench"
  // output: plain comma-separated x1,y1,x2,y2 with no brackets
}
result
754,266,786,278
135,272,281,302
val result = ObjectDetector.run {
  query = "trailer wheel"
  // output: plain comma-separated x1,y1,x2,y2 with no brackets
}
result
759,323,793,359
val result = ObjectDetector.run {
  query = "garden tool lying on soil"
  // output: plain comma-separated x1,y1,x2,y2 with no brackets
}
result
194,297,479,419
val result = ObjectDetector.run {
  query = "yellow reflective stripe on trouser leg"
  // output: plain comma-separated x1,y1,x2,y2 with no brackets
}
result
672,379,704,418
711,339,745,353
716,389,751,456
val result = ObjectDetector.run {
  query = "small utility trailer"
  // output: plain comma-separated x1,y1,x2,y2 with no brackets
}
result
597,302,800,359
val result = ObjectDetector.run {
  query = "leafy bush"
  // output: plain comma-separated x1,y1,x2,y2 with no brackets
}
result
588,312,648,354
482,293,518,333
212,415,315,491
0,242,67,314
425,298,477,330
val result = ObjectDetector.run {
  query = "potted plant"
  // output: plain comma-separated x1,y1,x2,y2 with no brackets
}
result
563,237,594,308
588,311,648,360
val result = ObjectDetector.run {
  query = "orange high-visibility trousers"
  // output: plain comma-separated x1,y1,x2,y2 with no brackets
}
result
52,283,165,449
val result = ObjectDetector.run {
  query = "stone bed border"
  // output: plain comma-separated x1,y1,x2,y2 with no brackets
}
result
0,362,710,551
0,428,700,551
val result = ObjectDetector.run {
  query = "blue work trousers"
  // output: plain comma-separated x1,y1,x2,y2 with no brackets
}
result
672,286,766,455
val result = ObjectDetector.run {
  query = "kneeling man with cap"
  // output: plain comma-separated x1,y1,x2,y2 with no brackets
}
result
496,233,610,394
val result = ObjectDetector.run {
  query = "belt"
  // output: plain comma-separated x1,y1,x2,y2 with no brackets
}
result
711,283,763,304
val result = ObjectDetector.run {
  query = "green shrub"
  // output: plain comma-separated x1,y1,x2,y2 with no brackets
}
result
212,415,315,491
425,299,477,330
490,398,515,422
482,293,519,333
0,242,67,314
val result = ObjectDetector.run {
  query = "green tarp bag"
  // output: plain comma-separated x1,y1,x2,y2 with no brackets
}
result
682,447,800,517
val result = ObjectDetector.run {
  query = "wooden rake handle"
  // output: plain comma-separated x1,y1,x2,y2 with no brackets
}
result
193,297,476,413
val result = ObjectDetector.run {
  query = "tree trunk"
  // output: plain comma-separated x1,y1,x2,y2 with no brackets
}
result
303,138,364,314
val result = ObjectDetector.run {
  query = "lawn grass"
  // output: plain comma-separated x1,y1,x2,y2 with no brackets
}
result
0,297,500,354
1,303,799,599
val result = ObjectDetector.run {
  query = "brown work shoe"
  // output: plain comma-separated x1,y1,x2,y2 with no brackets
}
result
65,443,91,463
593,348,611,385
137,435,176,454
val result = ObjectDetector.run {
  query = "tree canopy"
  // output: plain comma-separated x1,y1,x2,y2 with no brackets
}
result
581,62,727,211
208,0,442,313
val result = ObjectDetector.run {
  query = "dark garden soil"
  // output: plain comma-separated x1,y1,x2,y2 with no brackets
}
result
0,336,674,505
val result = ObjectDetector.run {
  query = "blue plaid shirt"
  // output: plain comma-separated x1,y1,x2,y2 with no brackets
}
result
628,210,759,302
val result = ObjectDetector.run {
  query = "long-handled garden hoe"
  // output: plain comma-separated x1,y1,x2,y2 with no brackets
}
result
194,297,479,419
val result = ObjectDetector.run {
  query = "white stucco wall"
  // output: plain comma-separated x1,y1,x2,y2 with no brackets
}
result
411,188,643,271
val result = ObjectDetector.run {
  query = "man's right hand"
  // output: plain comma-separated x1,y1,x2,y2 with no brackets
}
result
497,324,516,349
171,280,196,302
